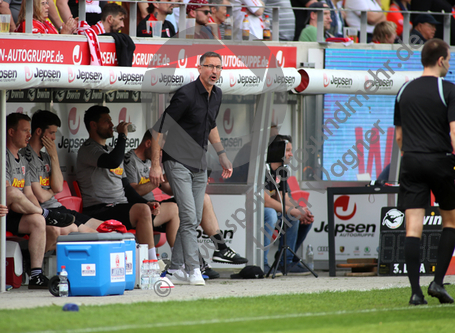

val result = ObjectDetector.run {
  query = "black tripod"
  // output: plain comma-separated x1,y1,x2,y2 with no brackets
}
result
265,163,318,279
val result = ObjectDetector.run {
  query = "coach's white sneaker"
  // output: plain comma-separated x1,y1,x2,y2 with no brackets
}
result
189,268,205,286
165,269,189,285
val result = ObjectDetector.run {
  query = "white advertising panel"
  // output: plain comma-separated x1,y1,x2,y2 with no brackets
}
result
293,68,422,95
158,194,247,269
304,191,388,261
0,64,301,96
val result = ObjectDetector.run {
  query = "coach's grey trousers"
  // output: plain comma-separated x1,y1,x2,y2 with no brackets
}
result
164,160,207,271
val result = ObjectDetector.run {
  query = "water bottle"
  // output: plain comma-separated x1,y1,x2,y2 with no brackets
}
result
140,260,150,290
224,14,232,40
306,245,314,270
242,14,250,41
59,266,69,297
149,259,160,289
263,15,271,41
113,123,136,133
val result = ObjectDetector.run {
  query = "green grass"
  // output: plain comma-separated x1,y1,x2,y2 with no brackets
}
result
1,286,454,333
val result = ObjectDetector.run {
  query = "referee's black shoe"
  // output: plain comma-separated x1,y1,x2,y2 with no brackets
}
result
428,281,454,304
45,209,75,227
409,294,427,306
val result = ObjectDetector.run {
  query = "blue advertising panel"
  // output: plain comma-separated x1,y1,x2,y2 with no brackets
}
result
323,49,455,181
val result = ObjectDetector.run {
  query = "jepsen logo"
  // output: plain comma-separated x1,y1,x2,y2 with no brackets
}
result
178,49,187,68
334,195,357,220
119,107,130,124
68,107,80,135
323,73,329,87
68,67,76,83
266,73,273,87
229,72,236,87
382,209,404,229
275,50,285,67
151,71,159,86
223,108,234,134
72,45,83,65
109,69,117,84
25,66,33,82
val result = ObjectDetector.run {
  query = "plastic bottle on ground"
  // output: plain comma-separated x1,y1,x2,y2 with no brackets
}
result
59,266,69,297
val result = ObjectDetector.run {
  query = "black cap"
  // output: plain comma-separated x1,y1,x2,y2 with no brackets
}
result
230,266,264,279
414,14,440,26
309,1,328,12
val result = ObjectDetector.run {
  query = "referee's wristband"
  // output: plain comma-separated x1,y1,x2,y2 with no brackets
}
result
217,149,226,156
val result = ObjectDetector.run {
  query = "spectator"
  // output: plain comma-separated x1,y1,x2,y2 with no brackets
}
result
298,2,333,42
263,135,314,274
231,0,264,40
387,0,411,38
0,0,22,31
56,0,101,26
187,0,215,39
15,0,77,34
264,0,295,41
0,0,64,32
410,14,439,44
411,0,455,46
208,0,231,39
326,0,345,37
76,106,163,262
22,110,104,235
372,20,397,43
291,0,316,41
344,0,386,43
91,3,127,34
137,0,176,38
6,113,75,289
124,131,247,278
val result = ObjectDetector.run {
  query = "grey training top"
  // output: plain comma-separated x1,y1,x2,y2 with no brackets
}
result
124,149,155,202
76,138,128,207
6,148,31,192
21,144,61,209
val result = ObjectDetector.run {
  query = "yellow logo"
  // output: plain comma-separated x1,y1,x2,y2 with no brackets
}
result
12,178,25,188
109,167,124,176
139,177,150,185
40,176,50,186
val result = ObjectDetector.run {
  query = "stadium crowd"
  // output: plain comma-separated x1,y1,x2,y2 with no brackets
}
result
0,0,454,44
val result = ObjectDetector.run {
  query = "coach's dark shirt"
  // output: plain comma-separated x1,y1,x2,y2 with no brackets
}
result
153,77,222,172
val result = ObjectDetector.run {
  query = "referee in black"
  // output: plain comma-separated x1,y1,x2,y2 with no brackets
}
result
394,38,455,305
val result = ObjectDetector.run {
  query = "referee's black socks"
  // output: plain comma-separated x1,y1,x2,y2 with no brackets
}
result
434,227,455,286
405,237,423,296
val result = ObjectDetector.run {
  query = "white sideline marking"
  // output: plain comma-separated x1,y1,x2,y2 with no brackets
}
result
29,304,451,333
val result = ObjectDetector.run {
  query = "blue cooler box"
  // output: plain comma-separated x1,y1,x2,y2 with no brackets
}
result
57,233,126,296
120,233,136,290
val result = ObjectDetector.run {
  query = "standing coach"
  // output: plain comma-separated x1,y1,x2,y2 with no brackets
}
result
150,51,233,285
394,38,455,305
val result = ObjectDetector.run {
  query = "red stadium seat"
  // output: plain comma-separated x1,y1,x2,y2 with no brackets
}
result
152,188,172,201
73,180,82,198
287,176,310,207
287,176,300,193
53,181,73,200
57,196,83,213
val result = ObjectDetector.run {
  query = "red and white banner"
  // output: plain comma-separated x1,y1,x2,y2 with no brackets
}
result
293,68,422,95
0,64,300,95
0,37,297,69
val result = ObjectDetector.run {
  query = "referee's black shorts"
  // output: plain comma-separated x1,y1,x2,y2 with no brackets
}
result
398,152,455,211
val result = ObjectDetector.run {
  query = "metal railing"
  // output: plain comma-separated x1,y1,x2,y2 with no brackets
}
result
14,3,455,45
